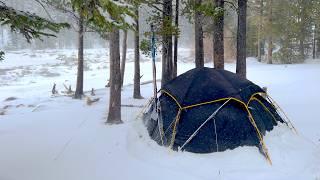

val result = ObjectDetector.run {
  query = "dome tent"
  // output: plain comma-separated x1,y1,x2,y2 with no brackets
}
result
143,67,295,164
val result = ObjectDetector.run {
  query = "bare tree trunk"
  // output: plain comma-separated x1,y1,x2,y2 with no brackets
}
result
161,0,173,87
120,30,127,87
213,0,224,69
315,26,320,58
107,27,122,124
299,39,305,60
236,0,247,79
74,14,84,99
195,0,204,68
267,0,273,64
313,25,316,59
267,37,272,64
173,0,179,77
257,0,263,62
133,8,142,99
317,27,320,58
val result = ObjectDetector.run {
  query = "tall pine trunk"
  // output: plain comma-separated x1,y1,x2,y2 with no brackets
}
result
317,26,320,58
213,0,224,69
161,0,173,87
120,30,127,87
312,25,316,59
74,14,84,99
257,0,263,62
299,39,305,60
133,8,142,99
298,1,307,62
195,0,204,68
267,0,273,64
315,25,320,58
173,0,179,77
317,31,320,58
107,27,122,124
236,0,247,79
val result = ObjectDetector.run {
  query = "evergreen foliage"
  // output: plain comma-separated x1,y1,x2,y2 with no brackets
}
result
0,1,69,61
0,1,69,42
70,0,137,34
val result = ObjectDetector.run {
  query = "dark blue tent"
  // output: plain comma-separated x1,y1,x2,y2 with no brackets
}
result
143,67,292,163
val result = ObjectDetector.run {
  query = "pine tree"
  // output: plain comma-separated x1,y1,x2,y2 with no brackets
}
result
133,6,142,99
257,0,264,62
120,30,127,87
44,0,88,99
194,0,204,68
161,0,174,87
213,0,224,69
71,0,137,124
75,11,84,99
173,0,179,77
266,0,272,64
108,27,122,124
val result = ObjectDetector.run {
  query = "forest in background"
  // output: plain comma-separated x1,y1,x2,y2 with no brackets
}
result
1,0,320,65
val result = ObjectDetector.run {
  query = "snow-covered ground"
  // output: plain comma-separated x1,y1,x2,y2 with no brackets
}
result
0,49,319,180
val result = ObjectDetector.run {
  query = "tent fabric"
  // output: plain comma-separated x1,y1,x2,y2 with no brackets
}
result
161,68,262,107
143,67,285,157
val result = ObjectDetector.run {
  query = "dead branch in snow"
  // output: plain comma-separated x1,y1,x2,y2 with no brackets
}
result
86,97,100,105
62,83,74,95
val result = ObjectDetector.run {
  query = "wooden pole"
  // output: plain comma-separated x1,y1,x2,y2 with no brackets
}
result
151,24,157,99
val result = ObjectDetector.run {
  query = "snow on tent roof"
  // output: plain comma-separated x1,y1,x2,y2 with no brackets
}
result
162,67,263,107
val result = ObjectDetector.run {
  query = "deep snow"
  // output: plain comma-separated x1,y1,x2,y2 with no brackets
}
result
0,49,319,180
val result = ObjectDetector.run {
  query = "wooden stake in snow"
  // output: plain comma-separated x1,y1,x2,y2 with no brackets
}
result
151,24,157,100
151,24,164,145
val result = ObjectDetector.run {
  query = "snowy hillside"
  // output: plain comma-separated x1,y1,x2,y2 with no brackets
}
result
0,49,319,180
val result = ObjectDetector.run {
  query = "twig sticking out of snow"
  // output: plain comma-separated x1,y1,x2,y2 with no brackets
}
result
68,85,72,94
91,88,95,96
52,83,58,95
